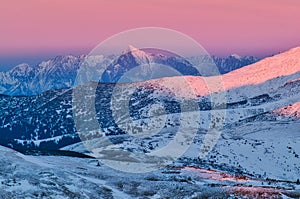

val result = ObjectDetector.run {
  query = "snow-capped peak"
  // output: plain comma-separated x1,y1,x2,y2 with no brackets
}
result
125,45,152,64
9,63,33,76
126,45,139,53
11,63,31,71
230,54,242,59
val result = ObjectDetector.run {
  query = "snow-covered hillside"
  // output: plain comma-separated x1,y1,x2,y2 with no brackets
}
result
0,145,297,198
72,46,300,182
274,102,300,118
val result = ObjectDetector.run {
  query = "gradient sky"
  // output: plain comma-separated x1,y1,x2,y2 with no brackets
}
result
1,0,300,70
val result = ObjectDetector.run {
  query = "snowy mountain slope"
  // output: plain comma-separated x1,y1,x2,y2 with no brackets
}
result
73,79,300,181
0,145,125,198
71,46,300,183
178,46,300,100
0,145,296,198
273,102,300,118
223,46,300,91
0,88,79,150
208,118,300,181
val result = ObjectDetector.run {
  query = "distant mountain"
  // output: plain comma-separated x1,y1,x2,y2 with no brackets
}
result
0,55,107,96
0,63,35,95
101,46,201,82
213,54,259,74
188,54,259,75
0,48,260,96
0,56,81,96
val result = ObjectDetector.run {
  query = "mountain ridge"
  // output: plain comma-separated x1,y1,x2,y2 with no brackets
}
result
0,49,260,96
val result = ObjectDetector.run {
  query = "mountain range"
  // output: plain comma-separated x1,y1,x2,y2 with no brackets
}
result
0,48,258,96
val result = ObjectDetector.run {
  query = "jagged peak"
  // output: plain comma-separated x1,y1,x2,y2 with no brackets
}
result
230,53,242,59
9,63,32,73
126,45,139,53
123,45,151,64
125,45,147,56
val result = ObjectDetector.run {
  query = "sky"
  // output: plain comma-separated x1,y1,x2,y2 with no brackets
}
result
1,0,300,70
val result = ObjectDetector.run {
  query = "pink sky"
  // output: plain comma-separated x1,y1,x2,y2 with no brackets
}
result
1,0,300,66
